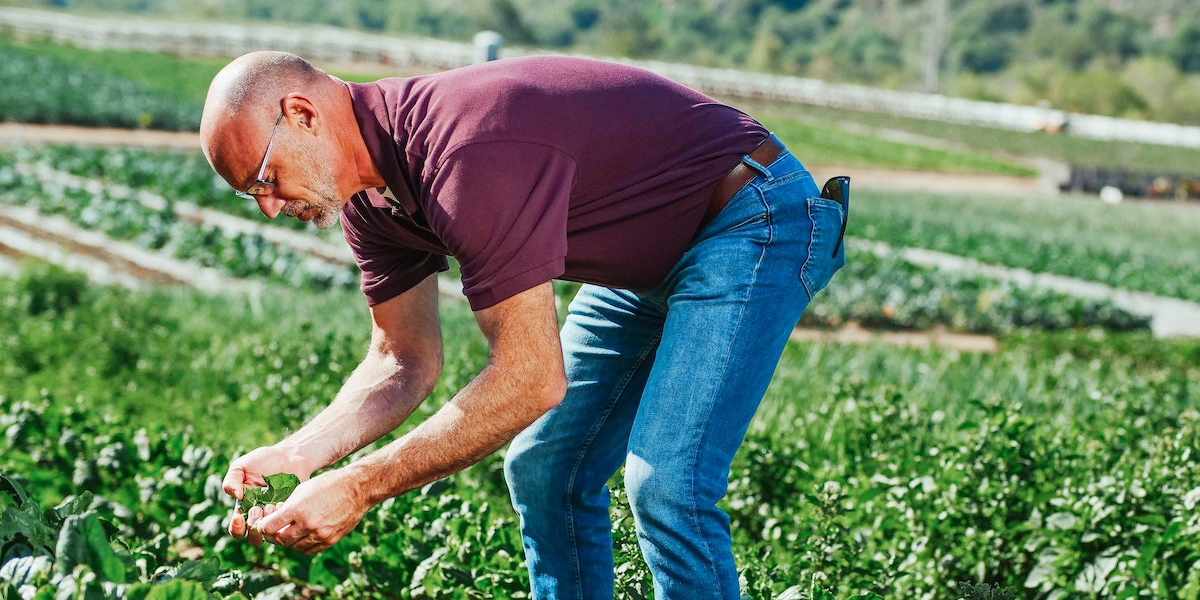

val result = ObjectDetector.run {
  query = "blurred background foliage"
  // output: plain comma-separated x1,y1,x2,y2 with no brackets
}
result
5,0,1200,125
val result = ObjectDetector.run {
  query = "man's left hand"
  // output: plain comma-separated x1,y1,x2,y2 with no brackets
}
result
250,469,368,554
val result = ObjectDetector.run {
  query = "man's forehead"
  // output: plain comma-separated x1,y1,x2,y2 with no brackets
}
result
207,126,264,189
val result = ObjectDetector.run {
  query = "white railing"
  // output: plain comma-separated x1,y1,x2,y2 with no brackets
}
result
3,7,1200,148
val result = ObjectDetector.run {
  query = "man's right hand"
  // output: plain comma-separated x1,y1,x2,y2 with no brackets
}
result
222,445,314,546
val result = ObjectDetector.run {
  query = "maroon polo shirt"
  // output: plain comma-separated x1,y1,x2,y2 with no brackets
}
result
341,55,768,310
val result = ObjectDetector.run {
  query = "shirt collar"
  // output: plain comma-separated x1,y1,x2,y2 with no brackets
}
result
346,81,420,215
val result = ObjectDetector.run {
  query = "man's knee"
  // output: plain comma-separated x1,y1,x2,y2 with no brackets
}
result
504,435,556,508
624,454,689,521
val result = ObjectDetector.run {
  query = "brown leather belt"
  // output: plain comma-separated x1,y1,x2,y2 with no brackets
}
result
700,135,786,231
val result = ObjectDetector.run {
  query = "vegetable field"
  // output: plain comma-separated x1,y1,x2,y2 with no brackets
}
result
1,35,1199,600
2,138,1198,600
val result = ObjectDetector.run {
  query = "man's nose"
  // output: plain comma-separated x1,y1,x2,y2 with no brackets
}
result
256,194,285,219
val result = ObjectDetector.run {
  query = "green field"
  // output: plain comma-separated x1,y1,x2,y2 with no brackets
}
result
3,138,1199,598
7,26,1200,176
2,35,1200,600
2,258,1198,599
849,189,1200,301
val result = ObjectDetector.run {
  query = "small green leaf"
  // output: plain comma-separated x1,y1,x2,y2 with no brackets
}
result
0,477,29,509
241,473,300,511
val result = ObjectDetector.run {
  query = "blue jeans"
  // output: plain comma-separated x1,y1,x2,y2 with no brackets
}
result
504,135,846,600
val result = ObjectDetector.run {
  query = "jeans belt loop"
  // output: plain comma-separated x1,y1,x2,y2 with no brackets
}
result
699,135,786,232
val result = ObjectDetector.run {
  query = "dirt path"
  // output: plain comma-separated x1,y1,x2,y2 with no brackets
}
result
0,122,201,149
0,211,184,285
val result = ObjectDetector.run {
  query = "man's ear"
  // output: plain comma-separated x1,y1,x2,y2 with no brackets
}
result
282,93,321,136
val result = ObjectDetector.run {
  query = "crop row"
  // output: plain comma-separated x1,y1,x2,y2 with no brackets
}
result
0,157,359,291
34,143,1200,306
0,42,201,131
851,189,1200,302
24,145,321,236
0,145,1152,335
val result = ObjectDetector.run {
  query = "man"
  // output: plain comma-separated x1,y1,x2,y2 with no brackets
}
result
201,50,846,599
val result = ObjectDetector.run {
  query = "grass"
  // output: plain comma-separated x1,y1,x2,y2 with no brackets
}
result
0,32,434,101
755,327,1200,447
0,266,486,448
761,112,1039,177
738,97,1200,175
7,256,1195,457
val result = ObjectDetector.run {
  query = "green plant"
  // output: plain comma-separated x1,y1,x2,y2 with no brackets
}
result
16,261,89,316
0,41,201,130
956,581,1018,600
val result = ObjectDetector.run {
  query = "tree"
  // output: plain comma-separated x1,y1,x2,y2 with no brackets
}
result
480,0,538,46
1167,17,1200,73
951,1,1030,74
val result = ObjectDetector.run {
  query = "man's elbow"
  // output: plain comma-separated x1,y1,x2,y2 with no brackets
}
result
369,345,442,406
532,371,567,414
405,352,443,401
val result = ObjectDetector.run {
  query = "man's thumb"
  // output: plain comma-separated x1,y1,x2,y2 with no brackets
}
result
222,467,245,500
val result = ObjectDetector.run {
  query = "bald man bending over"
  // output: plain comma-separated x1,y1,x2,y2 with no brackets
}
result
202,50,847,600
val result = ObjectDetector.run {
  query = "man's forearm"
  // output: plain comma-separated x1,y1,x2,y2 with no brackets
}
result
342,357,563,505
279,348,437,471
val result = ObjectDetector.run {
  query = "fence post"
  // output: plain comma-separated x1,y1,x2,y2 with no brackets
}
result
473,31,503,63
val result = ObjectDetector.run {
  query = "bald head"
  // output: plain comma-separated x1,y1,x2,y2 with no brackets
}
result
198,51,383,225
203,51,328,123
200,51,337,174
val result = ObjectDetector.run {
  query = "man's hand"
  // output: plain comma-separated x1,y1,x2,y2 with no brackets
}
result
250,469,369,555
223,445,314,546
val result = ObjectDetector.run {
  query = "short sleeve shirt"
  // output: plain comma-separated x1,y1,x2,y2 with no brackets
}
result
342,55,768,310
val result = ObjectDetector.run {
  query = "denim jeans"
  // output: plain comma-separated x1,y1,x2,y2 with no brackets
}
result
504,135,847,600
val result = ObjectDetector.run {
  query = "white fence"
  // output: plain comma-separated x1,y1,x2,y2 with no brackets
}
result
4,6,1200,149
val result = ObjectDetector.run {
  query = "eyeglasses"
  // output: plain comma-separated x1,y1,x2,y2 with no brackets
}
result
234,110,285,200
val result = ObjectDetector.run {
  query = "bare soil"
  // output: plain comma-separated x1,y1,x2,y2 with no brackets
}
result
0,122,201,150
0,209,187,286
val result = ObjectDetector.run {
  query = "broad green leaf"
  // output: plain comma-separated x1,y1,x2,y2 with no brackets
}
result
124,582,153,600
50,493,95,524
170,558,221,588
240,473,300,511
52,514,128,584
0,502,56,562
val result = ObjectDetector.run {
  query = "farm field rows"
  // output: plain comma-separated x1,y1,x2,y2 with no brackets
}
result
0,144,1162,336
3,138,1199,600
2,34,1199,600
